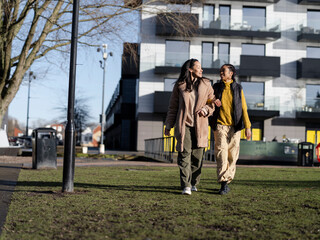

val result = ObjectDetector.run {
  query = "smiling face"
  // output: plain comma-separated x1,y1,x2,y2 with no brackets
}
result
220,66,233,82
189,61,203,80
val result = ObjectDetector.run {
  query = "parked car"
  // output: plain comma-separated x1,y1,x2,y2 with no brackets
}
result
9,136,32,149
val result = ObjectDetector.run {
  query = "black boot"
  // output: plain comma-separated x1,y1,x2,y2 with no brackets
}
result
218,181,230,195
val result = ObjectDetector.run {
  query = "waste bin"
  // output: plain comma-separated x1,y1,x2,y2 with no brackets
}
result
32,128,57,169
297,142,314,166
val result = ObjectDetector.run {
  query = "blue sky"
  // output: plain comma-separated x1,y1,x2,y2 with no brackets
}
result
9,12,139,128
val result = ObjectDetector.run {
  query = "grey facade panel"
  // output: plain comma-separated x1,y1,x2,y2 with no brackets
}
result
248,110,280,121
298,0,320,4
154,91,172,113
297,33,320,42
200,28,281,40
239,55,281,77
297,58,320,79
154,66,180,74
296,111,320,119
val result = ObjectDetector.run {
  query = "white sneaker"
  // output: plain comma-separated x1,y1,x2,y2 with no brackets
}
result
182,187,192,195
191,186,197,192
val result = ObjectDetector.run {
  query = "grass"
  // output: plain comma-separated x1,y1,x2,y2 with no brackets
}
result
1,166,320,240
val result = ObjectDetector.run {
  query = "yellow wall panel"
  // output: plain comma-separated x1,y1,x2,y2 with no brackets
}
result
307,130,316,144
252,128,262,141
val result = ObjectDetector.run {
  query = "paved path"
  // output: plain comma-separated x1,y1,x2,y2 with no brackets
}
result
0,164,22,236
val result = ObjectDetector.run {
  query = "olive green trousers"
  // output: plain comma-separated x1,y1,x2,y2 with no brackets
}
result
177,126,204,189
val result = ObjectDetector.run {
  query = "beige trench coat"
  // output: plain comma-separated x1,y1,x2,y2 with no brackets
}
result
165,78,215,152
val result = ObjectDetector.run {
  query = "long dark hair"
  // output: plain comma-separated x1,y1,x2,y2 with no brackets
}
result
175,58,200,92
220,64,236,82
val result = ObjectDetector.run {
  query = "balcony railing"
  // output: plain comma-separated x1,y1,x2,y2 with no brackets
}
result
297,19,320,41
165,52,190,67
157,52,240,69
245,95,280,111
202,16,280,32
296,98,320,113
145,137,175,163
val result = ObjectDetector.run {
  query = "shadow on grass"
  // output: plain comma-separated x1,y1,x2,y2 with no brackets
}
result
10,179,320,195
233,180,320,188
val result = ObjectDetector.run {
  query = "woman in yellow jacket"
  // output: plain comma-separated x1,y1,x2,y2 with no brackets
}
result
210,64,251,195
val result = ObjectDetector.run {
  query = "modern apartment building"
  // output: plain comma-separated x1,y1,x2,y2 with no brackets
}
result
104,43,139,150
134,0,320,151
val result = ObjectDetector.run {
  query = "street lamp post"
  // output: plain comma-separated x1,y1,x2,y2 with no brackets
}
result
26,71,36,136
97,44,112,154
62,0,80,193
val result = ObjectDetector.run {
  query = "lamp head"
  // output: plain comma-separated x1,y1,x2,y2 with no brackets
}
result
102,44,108,49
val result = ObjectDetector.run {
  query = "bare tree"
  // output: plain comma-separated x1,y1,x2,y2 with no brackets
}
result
0,0,198,126
58,94,92,145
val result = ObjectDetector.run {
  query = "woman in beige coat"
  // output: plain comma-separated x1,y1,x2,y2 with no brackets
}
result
164,59,221,195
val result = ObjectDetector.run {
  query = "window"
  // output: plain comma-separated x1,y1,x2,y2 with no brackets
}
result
243,7,266,31
218,43,230,66
307,47,320,59
307,10,320,31
241,82,264,141
242,44,265,56
165,40,189,67
202,42,214,68
219,5,230,29
164,79,176,92
167,4,191,13
203,5,215,28
306,84,320,110
242,82,264,110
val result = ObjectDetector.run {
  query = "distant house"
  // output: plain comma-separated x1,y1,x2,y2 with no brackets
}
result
14,127,23,137
92,125,101,147
81,127,93,146
79,125,100,147
47,123,65,144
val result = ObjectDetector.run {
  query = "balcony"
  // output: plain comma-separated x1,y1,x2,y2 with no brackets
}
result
246,95,280,121
297,58,320,79
200,16,281,40
298,0,320,4
297,20,320,42
296,98,320,120
155,53,240,75
239,55,281,77
154,52,189,74
156,13,199,36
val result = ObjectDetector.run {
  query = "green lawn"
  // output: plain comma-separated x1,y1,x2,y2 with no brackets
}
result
1,166,320,240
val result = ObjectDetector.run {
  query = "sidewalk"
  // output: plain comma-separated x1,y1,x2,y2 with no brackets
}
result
0,163,22,236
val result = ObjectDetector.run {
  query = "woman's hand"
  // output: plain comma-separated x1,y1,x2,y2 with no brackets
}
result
196,109,206,117
214,99,221,107
164,128,171,136
245,128,252,140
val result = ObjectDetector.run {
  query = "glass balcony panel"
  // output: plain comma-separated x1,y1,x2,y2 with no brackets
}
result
203,16,280,32
304,98,320,112
245,95,280,111
164,52,189,67
298,20,320,34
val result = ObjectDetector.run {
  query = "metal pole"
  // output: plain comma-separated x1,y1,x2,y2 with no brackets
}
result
100,57,106,154
62,0,80,193
26,75,31,136
98,45,108,154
